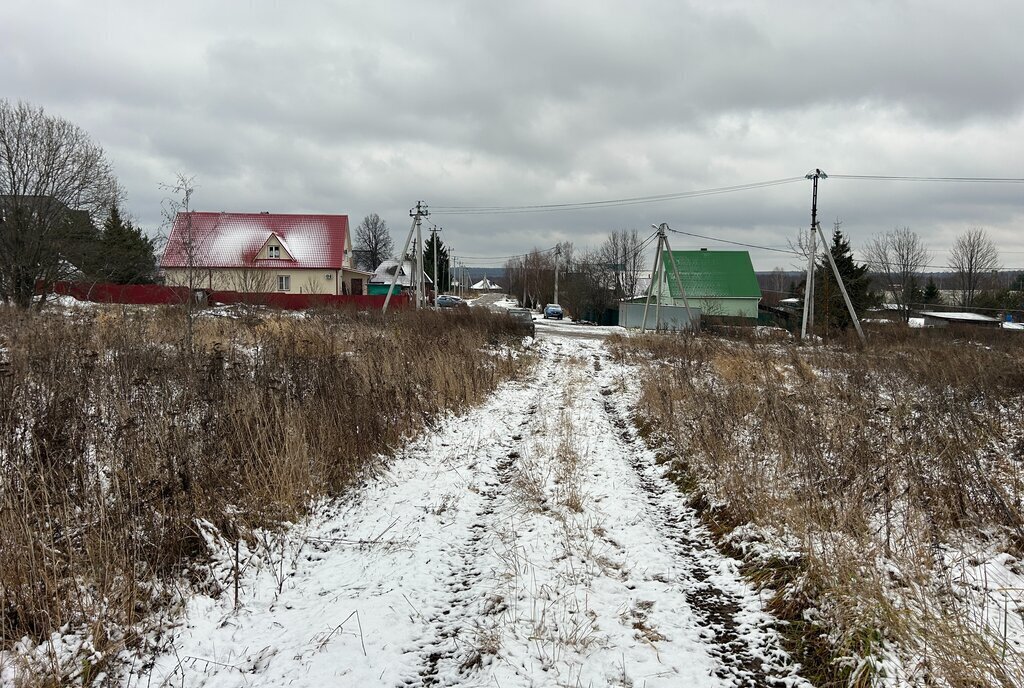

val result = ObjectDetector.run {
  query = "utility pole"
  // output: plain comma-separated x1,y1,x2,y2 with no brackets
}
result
553,246,561,305
383,201,428,312
801,170,823,340
641,223,693,332
429,225,441,299
521,258,527,307
800,171,865,344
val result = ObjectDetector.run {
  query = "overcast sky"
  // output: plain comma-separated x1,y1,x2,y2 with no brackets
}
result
3,0,1024,271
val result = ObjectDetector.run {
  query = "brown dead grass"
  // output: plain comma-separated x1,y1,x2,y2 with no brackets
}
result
0,303,529,686
613,326,1024,687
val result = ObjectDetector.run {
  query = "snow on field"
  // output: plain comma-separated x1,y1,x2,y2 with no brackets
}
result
128,330,807,687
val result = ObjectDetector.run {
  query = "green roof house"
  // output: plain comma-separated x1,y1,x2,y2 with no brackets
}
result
659,249,762,319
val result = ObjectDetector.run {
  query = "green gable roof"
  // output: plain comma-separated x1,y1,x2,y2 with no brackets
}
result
661,250,762,299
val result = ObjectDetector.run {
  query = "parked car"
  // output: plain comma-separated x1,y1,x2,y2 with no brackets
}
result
436,294,467,309
507,308,536,336
543,303,564,320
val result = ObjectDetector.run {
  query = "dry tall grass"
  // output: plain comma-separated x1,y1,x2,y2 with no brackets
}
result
0,304,528,685
614,326,1024,687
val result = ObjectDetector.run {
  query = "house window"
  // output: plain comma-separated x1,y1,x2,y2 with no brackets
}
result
268,245,281,258
277,275,290,291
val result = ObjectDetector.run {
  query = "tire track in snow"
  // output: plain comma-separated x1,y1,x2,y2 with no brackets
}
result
595,354,805,688
398,356,550,687
130,331,806,688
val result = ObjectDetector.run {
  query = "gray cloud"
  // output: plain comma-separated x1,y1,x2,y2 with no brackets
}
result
2,0,1023,270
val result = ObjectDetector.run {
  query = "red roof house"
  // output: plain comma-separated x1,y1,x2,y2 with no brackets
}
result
160,212,370,295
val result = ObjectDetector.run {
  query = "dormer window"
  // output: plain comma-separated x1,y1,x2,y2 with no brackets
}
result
268,245,281,258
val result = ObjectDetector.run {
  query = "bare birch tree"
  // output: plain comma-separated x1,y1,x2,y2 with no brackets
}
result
599,229,645,299
0,99,119,307
354,213,394,272
948,227,1000,307
864,227,931,322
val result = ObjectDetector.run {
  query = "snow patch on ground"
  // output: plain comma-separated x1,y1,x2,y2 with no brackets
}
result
126,332,808,687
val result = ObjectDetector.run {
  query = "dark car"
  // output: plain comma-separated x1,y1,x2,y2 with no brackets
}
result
543,303,564,320
507,308,536,336
436,295,467,309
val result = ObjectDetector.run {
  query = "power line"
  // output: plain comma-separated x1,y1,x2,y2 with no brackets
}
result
456,246,559,262
658,227,1024,272
665,227,802,257
830,174,1024,184
431,177,805,215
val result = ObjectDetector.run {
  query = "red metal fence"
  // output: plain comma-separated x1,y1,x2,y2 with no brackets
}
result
46,282,411,311
51,281,191,305
207,290,411,310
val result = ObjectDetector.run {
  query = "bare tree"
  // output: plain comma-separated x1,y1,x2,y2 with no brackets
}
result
505,247,558,309
560,248,613,321
764,266,788,305
0,99,119,307
948,227,1000,307
161,174,200,349
229,266,273,301
599,229,645,299
354,213,394,272
864,227,931,322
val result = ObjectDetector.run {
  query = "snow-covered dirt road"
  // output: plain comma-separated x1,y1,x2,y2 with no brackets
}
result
132,330,808,687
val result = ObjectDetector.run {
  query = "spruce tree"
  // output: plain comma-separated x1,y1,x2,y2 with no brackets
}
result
813,224,871,336
100,203,157,283
422,233,451,292
922,277,942,306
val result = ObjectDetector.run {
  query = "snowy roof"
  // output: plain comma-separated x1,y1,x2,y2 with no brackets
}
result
470,277,502,290
160,212,350,270
919,311,1001,323
369,259,432,287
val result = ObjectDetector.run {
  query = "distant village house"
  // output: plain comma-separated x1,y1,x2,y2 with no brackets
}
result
160,212,370,295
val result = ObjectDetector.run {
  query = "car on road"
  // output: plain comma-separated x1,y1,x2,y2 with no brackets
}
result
543,303,564,320
436,295,467,309
507,308,536,336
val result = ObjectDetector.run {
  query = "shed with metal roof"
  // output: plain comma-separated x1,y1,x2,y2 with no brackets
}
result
657,249,762,320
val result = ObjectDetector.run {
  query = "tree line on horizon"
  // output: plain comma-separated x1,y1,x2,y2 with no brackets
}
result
3,97,1020,319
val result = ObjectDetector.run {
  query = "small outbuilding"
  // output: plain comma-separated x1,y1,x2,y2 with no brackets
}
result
658,250,761,320
919,311,1001,328
368,259,433,294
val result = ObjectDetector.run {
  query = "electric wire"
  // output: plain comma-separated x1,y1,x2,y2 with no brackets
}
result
665,227,802,257
431,177,805,215
830,174,1024,184
663,227,1024,272
421,170,1024,270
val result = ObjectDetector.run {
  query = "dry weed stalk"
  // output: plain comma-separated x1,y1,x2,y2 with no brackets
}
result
616,327,1024,686
0,303,528,685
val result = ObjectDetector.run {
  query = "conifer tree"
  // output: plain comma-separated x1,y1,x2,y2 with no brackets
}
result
422,233,450,292
99,203,157,283
813,224,871,335
922,276,942,306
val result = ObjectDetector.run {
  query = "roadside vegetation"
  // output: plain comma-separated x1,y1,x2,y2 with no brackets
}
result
613,326,1024,687
0,304,530,686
